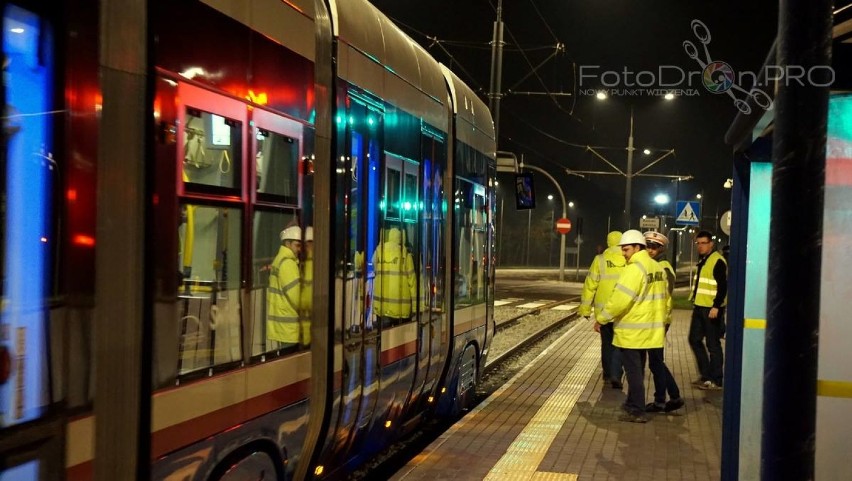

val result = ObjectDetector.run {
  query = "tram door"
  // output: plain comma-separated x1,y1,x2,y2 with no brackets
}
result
0,4,64,479
336,96,383,456
405,132,448,415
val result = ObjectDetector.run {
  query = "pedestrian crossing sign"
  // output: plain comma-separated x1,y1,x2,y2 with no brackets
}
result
675,200,700,225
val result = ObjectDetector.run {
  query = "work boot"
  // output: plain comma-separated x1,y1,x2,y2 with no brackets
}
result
664,397,685,412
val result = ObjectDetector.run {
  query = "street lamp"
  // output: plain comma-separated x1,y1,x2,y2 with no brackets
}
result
696,193,704,228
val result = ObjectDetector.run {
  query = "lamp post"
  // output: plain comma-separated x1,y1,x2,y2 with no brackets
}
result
519,162,569,281
696,192,704,229
547,194,555,266
570,201,581,280
565,94,685,230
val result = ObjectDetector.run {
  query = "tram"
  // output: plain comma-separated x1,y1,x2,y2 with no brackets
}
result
0,0,496,479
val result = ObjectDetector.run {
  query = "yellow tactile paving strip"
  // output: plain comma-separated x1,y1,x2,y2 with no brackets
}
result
391,310,724,481
483,341,597,480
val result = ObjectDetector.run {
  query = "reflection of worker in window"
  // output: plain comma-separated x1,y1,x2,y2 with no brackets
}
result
268,226,302,348
299,226,314,347
372,227,416,327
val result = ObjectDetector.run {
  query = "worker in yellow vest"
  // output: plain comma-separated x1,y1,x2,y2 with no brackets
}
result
268,225,302,348
596,230,668,423
643,231,683,413
689,230,727,390
579,230,626,388
371,227,416,327
299,226,314,347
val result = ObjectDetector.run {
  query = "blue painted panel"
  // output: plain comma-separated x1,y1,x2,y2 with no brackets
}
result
1,4,53,428
738,161,771,481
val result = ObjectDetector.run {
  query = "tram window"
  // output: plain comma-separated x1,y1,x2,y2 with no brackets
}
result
454,180,487,306
249,209,310,357
176,204,243,376
403,171,418,223
385,167,401,220
182,108,242,191
255,129,299,204
1,3,56,425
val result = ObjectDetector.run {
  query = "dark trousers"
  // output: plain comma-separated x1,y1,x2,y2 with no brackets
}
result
620,348,646,415
599,323,624,381
689,306,725,385
647,347,680,404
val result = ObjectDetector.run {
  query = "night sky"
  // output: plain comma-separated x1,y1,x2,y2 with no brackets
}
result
372,0,780,265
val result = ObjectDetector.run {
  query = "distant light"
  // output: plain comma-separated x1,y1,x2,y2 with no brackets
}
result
723,178,733,189
643,148,651,155
568,201,574,208
495,180,499,186
664,92,675,100
547,194,554,200
384,420,392,428
596,91,607,100
10,27,24,34
654,193,670,205
40,237,48,243
642,215,647,219
73,234,96,247
179,67,205,79
696,193,702,199
314,466,324,476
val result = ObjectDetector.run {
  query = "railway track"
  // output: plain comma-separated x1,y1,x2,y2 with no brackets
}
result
485,296,581,374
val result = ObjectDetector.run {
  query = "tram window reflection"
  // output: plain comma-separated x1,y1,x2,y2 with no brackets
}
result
182,109,242,191
250,209,307,358
255,128,299,203
176,204,243,377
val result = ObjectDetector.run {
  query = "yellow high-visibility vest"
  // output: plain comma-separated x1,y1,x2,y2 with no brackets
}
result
578,246,626,317
598,249,668,349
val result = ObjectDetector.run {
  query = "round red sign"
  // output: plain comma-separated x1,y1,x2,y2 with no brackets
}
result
555,217,572,234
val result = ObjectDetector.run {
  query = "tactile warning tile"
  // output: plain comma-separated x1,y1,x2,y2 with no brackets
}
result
483,341,597,480
391,310,725,481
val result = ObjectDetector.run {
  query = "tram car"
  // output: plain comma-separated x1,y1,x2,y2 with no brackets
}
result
0,0,496,479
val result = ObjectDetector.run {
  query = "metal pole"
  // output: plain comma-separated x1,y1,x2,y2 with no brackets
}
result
549,209,554,266
575,234,580,280
526,209,531,266
624,107,635,228
95,0,151,478
519,163,568,281
488,0,505,143
499,195,504,264
761,0,830,478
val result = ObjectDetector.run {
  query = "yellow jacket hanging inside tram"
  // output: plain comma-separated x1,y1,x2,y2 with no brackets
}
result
597,249,668,349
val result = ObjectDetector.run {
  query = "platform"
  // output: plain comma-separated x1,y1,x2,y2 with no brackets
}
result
391,309,724,481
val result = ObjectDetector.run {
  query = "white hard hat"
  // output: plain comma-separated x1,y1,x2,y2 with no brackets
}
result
644,230,668,247
618,229,647,246
280,225,302,241
305,226,314,242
